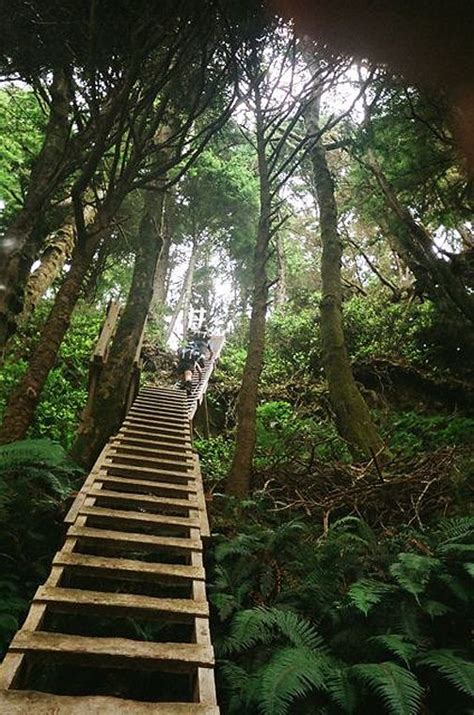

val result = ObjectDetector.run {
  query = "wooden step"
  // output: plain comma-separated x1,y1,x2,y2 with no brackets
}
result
68,525,202,552
35,585,209,620
79,505,198,529
94,473,197,493
100,465,196,486
84,488,198,511
123,419,188,433
113,432,191,447
10,631,213,671
0,691,219,715
53,552,205,581
105,460,192,477
107,442,194,467
122,422,189,438
111,438,192,454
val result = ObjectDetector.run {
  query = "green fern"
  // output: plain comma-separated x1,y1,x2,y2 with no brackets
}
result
326,668,358,713
370,635,418,666
0,439,67,470
417,650,474,698
436,517,474,543
218,607,326,656
352,662,423,715
260,646,332,715
348,578,394,616
390,553,441,600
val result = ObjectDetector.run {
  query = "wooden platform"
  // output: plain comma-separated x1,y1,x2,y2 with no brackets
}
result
0,356,223,714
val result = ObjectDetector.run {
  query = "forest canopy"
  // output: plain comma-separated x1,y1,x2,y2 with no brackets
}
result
0,1,473,713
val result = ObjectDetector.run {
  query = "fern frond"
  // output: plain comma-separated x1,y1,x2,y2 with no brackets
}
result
218,607,325,655
390,553,441,600
436,517,474,544
348,579,393,616
352,662,423,715
0,439,66,470
219,661,260,712
260,646,331,715
370,635,418,666
326,667,358,713
214,533,263,561
417,650,474,698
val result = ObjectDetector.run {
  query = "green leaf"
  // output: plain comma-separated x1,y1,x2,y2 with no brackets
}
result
352,662,423,715
260,647,331,715
370,635,418,666
348,579,393,616
418,650,474,698
390,553,441,600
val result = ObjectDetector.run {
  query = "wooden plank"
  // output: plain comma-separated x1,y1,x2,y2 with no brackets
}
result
68,525,202,552
110,446,193,463
105,460,193,477
0,691,220,715
53,552,205,581
35,586,209,620
79,505,198,528
100,462,194,482
122,421,189,436
93,473,197,493
10,631,214,671
108,447,194,463
84,488,198,510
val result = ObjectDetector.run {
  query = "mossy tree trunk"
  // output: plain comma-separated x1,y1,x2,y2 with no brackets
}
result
0,68,71,352
70,187,166,468
227,79,271,498
19,204,97,324
368,156,474,325
0,207,113,445
306,93,384,458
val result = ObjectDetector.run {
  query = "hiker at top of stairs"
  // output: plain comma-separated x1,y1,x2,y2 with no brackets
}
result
189,324,214,361
176,344,205,395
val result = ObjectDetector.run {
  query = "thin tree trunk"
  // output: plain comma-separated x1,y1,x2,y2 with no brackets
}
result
0,208,112,444
166,240,199,343
70,188,166,468
306,89,383,457
227,82,271,498
0,68,71,351
20,204,97,323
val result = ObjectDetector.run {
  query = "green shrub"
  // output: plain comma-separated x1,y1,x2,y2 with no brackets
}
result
0,439,83,655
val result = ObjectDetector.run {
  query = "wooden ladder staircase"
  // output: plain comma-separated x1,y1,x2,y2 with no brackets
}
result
0,337,225,714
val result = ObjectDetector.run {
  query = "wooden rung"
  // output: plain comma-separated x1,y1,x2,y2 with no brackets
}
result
10,631,214,671
0,691,219,714
112,436,192,451
109,447,194,463
122,422,189,437
79,505,199,528
100,463,195,482
124,419,188,432
105,460,192,476
34,585,209,620
95,473,198,493
114,432,191,446
85,488,198,510
68,525,202,552
130,404,187,415
53,552,205,581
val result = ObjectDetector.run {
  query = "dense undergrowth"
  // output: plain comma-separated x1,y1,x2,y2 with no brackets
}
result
0,292,472,713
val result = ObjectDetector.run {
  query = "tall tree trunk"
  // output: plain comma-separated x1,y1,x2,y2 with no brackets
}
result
19,204,97,324
368,156,474,324
151,192,172,311
227,85,271,498
0,209,112,444
70,188,166,468
306,93,383,457
166,240,199,343
274,234,288,306
0,68,71,352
